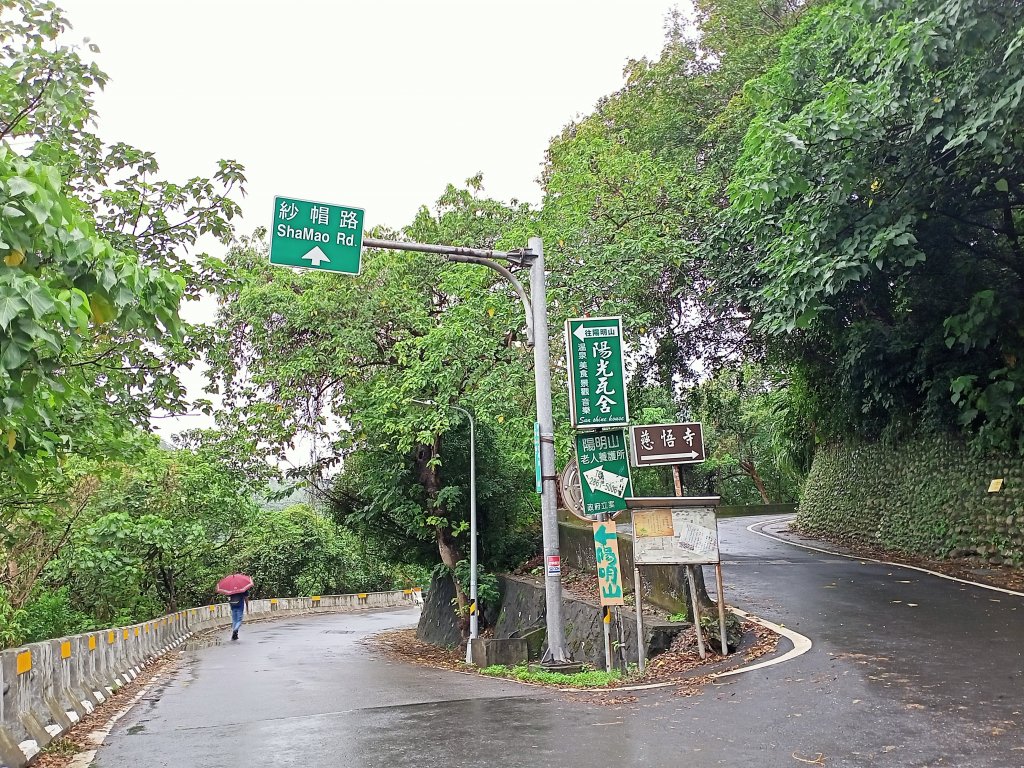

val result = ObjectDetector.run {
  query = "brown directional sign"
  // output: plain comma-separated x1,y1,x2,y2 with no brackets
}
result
629,422,705,467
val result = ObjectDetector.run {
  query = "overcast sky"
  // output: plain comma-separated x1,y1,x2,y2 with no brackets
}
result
55,0,679,442
60,0,677,234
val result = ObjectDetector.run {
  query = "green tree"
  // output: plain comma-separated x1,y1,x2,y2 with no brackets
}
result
684,364,813,504
0,0,244,499
46,435,260,620
208,180,537,630
235,503,399,598
718,0,1024,448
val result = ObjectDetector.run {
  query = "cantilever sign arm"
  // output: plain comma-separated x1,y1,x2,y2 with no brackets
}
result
361,236,536,347
446,254,534,346
361,236,531,267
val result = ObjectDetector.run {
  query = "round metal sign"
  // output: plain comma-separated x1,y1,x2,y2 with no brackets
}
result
559,457,589,522
560,456,628,522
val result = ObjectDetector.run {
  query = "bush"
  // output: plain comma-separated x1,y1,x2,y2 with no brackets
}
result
20,589,97,643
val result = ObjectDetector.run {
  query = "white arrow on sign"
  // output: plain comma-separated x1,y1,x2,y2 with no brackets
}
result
574,324,620,341
642,450,701,461
582,465,630,498
302,245,332,267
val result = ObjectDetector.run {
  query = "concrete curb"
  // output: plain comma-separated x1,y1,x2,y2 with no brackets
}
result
472,603,811,694
0,590,419,768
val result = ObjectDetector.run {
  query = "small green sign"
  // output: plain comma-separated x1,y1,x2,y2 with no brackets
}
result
270,196,365,275
593,521,624,605
574,429,633,518
534,421,543,494
565,317,629,428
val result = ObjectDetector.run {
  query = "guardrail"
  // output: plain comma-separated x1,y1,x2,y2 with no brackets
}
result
0,589,421,767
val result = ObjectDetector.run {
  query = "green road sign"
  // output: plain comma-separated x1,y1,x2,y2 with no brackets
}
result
592,521,624,605
574,428,633,518
270,196,365,274
565,316,629,428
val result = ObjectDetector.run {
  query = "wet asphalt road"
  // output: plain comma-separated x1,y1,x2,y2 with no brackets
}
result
94,516,1024,768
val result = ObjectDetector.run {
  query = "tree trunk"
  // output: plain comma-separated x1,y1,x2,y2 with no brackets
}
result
435,525,469,637
158,560,178,612
740,458,772,504
416,436,470,638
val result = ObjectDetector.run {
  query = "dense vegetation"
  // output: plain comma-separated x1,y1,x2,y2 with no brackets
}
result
2,0,1021,645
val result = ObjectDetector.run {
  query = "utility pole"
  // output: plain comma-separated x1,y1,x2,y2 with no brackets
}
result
529,237,569,664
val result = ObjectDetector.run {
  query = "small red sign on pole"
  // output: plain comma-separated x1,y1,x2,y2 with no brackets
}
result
546,555,561,576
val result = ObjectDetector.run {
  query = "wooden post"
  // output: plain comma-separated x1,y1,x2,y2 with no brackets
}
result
672,464,684,496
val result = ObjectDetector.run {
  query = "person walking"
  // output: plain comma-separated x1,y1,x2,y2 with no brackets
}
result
216,573,255,642
229,589,248,641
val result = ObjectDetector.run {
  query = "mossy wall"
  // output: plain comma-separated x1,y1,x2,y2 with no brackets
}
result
798,437,1024,565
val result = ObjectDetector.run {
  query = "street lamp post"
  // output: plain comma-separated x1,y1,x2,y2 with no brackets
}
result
414,399,478,663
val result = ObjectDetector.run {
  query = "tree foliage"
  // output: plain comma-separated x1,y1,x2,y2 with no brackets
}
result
0,0,244,498
0,432,400,647
718,0,1024,448
683,364,814,504
208,180,539,628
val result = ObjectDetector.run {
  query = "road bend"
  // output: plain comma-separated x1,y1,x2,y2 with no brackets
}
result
94,516,1024,767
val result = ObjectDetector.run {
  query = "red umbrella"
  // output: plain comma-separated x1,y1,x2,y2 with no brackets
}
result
216,573,254,596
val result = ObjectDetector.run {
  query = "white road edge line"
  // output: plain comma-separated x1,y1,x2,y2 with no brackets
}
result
67,671,167,768
713,607,812,678
748,517,1024,598
557,603,814,692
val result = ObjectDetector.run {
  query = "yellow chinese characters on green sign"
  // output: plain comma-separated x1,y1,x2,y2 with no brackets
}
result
593,521,624,606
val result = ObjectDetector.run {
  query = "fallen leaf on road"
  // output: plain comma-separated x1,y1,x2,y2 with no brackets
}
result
792,751,827,764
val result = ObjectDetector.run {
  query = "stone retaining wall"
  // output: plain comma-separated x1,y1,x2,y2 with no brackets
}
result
799,437,1024,564
415,572,685,670
494,575,684,670
559,521,690,613
0,590,417,768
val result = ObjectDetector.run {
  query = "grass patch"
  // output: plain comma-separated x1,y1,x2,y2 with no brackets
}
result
42,738,79,757
480,664,620,688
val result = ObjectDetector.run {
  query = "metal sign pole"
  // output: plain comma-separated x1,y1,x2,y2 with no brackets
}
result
687,565,707,660
715,562,728,656
672,464,684,496
602,606,613,673
465,406,478,663
674,465,706,659
634,566,645,672
529,236,571,665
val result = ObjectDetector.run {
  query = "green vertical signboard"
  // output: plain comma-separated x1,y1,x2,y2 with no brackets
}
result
592,521,624,605
565,316,629,429
269,196,365,275
574,429,633,518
